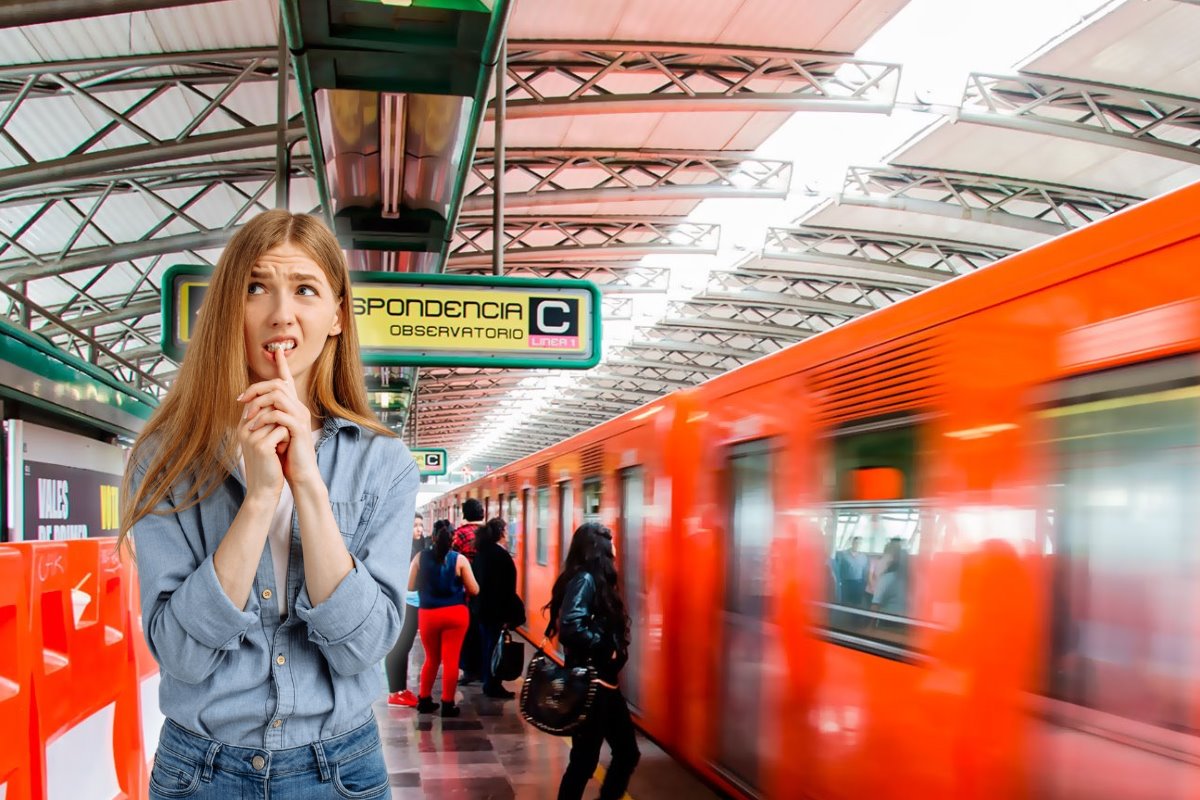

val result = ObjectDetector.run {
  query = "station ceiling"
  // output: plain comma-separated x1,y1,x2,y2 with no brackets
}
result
0,0,1198,471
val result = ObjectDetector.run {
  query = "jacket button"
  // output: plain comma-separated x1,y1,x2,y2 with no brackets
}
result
276,655,286,666
272,719,282,728
262,589,272,600
251,755,265,770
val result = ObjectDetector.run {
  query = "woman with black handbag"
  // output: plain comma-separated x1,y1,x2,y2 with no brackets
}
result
472,518,521,699
546,523,640,800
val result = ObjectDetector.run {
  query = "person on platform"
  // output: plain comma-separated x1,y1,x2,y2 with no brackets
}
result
386,511,428,707
451,497,483,560
548,523,640,800
120,210,415,800
410,519,479,717
451,497,484,681
471,517,522,699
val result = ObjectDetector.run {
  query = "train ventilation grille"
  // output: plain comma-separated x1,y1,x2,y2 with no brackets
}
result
536,463,551,487
581,445,604,477
807,335,943,424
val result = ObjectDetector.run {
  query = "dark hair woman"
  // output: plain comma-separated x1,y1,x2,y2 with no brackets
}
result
545,523,640,800
386,512,428,708
407,519,478,717
472,518,521,698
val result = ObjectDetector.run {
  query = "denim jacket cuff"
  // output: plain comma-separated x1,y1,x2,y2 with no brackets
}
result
175,554,258,651
295,558,377,646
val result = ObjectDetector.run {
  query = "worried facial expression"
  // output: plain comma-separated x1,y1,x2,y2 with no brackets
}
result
243,242,343,397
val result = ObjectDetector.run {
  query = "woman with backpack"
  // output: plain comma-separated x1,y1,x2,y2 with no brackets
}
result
409,519,478,717
546,522,640,800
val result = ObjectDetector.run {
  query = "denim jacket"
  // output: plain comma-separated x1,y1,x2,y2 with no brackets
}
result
131,416,417,749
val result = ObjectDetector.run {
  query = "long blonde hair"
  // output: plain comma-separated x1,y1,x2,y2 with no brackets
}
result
118,210,392,555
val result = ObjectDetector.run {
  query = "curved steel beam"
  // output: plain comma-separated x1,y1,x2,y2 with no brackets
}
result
463,149,791,212
449,215,719,265
763,226,1013,286
0,0,224,28
0,124,305,195
0,48,279,96
840,165,1142,235
495,42,899,119
0,229,238,283
448,261,670,294
960,73,1200,165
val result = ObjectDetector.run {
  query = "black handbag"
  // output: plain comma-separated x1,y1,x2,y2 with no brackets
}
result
519,641,597,736
507,594,527,628
491,627,525,682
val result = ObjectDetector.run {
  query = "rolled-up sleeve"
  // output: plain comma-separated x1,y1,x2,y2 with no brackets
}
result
295,452,416,676
131,466,257,684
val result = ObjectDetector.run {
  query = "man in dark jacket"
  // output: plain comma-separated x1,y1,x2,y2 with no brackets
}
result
472,518,522,699
452,498,484,680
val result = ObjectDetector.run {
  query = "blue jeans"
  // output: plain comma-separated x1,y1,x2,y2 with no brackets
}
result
149,717,388,800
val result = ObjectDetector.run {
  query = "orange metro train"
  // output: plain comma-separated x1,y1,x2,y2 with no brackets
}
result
428,179,1200,800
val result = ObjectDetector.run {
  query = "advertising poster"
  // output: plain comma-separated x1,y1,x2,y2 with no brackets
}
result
5,420,124,541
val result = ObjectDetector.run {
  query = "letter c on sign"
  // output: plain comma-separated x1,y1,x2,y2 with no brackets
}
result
536,300,571,334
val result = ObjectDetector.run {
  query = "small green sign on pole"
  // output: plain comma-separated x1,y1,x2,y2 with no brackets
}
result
412,448,448,477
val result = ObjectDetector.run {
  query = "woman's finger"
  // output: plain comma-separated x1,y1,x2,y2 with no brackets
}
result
247,408,303,434
237,378,289,404
274,341,295,391
243,388,295,421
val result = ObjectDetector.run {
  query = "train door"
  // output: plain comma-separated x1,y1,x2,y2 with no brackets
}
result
583,476,602,522
536,487,550,567
1038,356,1200,798
522,488,533,602
559,480,574,567
718,440,774,792
507,493,519,556
619,467,645,712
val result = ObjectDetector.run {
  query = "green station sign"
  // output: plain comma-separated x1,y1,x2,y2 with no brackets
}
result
411,448,448,477
161,266,602,369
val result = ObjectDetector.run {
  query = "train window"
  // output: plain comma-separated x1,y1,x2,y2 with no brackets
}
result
521,489,532,598
507,494,519,555
1043,358,1200,733
822,419,923,650
718,439,774,792
583,477,602,522
619,467,645,712
559,481,574,565
536,487,549,566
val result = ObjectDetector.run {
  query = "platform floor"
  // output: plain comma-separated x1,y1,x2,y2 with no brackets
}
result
376,669,722,800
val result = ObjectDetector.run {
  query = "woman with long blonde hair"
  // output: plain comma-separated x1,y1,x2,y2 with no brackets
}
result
120,210,416,800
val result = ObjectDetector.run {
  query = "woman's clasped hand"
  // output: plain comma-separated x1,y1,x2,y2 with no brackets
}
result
236,338,320,496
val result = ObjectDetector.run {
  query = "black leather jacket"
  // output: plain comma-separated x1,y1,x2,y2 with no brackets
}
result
557,572,627,685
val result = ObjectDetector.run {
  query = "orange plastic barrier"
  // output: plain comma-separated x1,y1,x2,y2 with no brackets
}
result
6,539,149,800
120,546,156,791
0,547,33,800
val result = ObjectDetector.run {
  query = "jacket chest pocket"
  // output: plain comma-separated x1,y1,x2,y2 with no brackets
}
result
330,494,378,550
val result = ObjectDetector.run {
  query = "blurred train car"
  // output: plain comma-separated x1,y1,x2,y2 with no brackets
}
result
429,180,1200,800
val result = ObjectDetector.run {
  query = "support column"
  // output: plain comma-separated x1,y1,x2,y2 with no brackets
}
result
275,21,290,210
492,38,506,276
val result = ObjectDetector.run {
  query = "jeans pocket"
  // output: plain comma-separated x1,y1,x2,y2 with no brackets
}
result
149,749,202,798
332,743,389,799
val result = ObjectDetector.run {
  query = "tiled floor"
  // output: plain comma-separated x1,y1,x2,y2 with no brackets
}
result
377,672,723,800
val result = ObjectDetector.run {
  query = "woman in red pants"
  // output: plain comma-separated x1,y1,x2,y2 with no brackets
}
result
408,519,478,717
